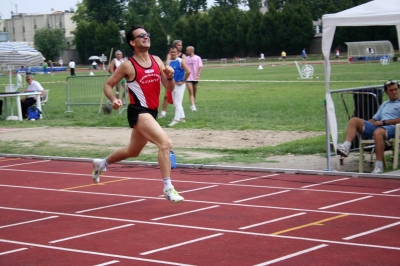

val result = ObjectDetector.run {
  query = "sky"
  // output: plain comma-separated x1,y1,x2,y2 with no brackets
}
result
0,0,216,20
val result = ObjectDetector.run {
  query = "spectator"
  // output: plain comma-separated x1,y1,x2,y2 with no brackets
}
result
301,48,307,64
42,61,48,74
107,50,126,101
21,75,44,119
92,61,98,70
335,49,340,60
167,46,191,127
59,58,63,67
336,80,400,174
185,46,203,112
69,59,76,77
281,50,286,65
49,60,53,74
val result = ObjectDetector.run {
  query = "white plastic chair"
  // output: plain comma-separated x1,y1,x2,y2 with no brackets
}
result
40,90,49,118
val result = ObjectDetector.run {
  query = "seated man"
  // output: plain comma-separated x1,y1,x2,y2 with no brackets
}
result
21,75,44,119
337,80,400,174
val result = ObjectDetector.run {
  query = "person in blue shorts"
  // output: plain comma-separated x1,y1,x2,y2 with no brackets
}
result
336,80,400,174
301,48,307,64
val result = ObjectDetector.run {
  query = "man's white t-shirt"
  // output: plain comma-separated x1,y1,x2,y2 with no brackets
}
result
26,80,44,98
69,61,75,68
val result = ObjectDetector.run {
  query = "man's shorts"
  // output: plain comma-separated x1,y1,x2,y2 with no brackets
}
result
186,81,199,85
362,120,396,139
127,105,157,128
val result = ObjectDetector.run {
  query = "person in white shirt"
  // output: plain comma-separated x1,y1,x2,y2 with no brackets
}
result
69,59,76,76
21,75,44,118
260,53,265,63
107,50,126,101
59,58,63,67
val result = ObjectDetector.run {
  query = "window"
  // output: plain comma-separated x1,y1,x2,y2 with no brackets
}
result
59,22,63,28
34,25,37,29
23,26,25,32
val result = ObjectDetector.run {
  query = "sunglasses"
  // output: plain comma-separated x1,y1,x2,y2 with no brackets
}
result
386,80,398,85
133,33,150,40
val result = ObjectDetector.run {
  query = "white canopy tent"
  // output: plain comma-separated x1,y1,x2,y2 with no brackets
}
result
321,0,400,170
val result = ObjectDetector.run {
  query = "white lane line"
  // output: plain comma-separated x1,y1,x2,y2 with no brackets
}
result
234,190,291,203
229,174,279,184
94,260,120,266
159,185,219,197
140,233,223,255
254,244,328,266
49,224,134,243
239,212,307,230
151,205,219,221
319,196,373,210
301,178,350,188
0,239,193,265
1,185,400,220
1,172,400,200
343,221,400,240
0,160,50,168
383,188,400,194
1,207,400,251
179,185,219,194
76,199,146,213
0,248,28,256
0,216,58,229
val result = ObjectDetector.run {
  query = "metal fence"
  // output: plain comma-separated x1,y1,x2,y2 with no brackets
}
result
65,75,110,112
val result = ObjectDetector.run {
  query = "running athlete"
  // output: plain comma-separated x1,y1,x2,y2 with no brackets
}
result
107,50,126,102
92,25,184,203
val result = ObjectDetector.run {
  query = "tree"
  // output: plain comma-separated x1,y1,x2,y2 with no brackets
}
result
94,21,123,58
180,0,208,14
220,9,238,57
236,10,251,56
214,0,241,10
243,0,262,12
207,7,226,58
34,28,67,61
157,0,181,33
144,14,169,58
72,21,97,63
72,0,127,28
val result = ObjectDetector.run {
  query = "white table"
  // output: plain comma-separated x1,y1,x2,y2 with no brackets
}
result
0,91,42,121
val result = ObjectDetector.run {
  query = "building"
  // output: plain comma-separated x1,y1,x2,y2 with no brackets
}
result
1,11,79,62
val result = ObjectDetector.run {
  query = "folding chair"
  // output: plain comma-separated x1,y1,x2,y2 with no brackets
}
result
359,124,400,172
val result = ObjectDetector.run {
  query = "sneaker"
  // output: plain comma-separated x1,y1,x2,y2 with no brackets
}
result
372,165,383,174
168,120,179,127
336,143,350,157
164,187,184,203
158,114,166,119
179,119,186,123
92,159,106,183
190,105,197,112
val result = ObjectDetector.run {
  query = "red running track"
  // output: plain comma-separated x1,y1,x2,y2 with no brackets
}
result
0,157,400,265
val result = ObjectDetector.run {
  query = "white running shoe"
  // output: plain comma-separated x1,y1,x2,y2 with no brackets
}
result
336,143,350,157
164,187,184,203
92,159,106,183
372,165,383,174
158,114,166,119
168,120,179,127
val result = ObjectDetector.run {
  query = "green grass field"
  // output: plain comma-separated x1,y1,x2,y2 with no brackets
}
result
0,60,398,166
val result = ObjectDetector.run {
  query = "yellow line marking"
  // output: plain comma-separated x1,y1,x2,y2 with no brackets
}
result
62,178,131,190
272,213,348,235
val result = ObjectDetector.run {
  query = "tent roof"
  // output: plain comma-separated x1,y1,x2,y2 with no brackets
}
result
323,0,400,27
